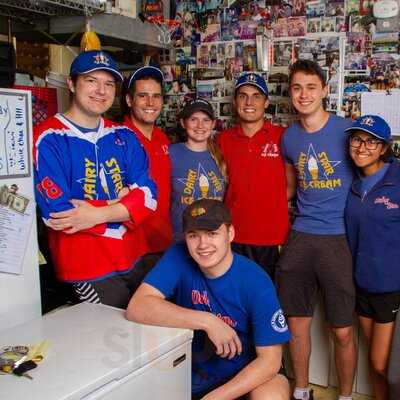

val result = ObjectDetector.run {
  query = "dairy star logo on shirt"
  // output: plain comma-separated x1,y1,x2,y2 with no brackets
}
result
295,143,342,191
77,157,125,200
178,162,224,205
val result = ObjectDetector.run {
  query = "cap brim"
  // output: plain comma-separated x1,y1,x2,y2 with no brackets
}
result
181,105,215,120
345,126,390,142
183,220,223,232
128,66,164,89
235,81,268,97
76,67,123,82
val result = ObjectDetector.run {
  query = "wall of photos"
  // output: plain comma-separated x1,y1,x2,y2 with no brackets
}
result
157,0,400,150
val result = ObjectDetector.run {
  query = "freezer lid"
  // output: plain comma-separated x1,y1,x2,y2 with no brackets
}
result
0,303,193,400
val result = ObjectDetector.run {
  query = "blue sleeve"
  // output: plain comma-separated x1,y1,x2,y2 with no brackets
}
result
34,134,75,220
144,244,187,299
248,276,291,346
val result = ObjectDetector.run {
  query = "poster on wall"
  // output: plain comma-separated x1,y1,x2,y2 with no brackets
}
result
0,89,32,179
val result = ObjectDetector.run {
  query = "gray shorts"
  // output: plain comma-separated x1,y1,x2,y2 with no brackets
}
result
276,230,355,327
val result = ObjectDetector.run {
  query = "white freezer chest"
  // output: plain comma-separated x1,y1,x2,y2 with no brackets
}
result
0,303,193,400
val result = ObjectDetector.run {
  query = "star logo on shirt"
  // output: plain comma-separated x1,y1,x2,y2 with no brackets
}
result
295,144,341,191
178,162,224,199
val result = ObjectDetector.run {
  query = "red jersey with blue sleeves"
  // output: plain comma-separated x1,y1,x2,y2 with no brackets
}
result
33,114,157,282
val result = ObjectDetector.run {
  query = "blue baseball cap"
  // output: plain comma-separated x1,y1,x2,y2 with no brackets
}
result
127,66,164,90
345,115,391,142
70,50,123,82
235,73,269,97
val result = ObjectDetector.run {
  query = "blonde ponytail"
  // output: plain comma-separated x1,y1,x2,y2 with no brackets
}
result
207,137,229,184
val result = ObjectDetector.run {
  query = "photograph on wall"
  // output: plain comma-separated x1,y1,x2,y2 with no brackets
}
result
392,136,400,158
308,18,321,33
210,101,219,118
238,20,258,40
219,102,233,117
225,41,235,58
197,80,214,100
175,47,196,66
273,41,293,66
347,33,369,53
215,117,232,132
292,0,307,16
346,0,360,14
369,53,400,90
217,43,225,68
342,93,361,119
288,16,307,36
224,58,235,80
345,53,368,71
326,1,344,16
243,41,257,71
224,80,235,97
306,0,326,18
201,23,221,43
197,44,209,68
272,18,289,38
209,44,218,68
235,41,244,58
335,17,347,32
212,79,225,99
327,94,339,113
359,0,374,15
372,33,399,54
161,64,176,82
221,7,240,41
321,17,336,32
349,15,365,33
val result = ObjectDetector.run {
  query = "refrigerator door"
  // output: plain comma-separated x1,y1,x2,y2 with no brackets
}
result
0,303,192,400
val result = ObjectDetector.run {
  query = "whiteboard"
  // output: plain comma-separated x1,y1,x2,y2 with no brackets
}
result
361,91,400,136
0,88,41,331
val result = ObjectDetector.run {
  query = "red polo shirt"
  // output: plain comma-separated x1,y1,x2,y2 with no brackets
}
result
218,121,289,245
124,116,172,252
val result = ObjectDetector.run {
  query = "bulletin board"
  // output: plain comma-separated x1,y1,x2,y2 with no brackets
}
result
0,88,41,332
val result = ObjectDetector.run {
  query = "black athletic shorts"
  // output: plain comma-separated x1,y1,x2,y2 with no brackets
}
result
231,242,279,282
356,289,400,323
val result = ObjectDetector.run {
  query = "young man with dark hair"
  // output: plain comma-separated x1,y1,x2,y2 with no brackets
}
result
127,199,290,400
277,59,357,400
33,51,157,308
122,66,172,287
217,73,290,281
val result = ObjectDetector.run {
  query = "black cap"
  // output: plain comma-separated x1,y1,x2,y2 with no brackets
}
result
183,199,231,232
180,99,215,120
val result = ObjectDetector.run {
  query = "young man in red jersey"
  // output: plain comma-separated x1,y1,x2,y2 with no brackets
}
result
217,73,290,281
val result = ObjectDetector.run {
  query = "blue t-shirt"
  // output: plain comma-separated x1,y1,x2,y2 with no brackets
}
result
169,143,226,240
282,114,354,234
144,244,290,395
360,163,390,199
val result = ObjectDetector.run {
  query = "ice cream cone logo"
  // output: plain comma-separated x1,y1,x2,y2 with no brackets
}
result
99,164,110,198
308,156,319,181
199,174,210,198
